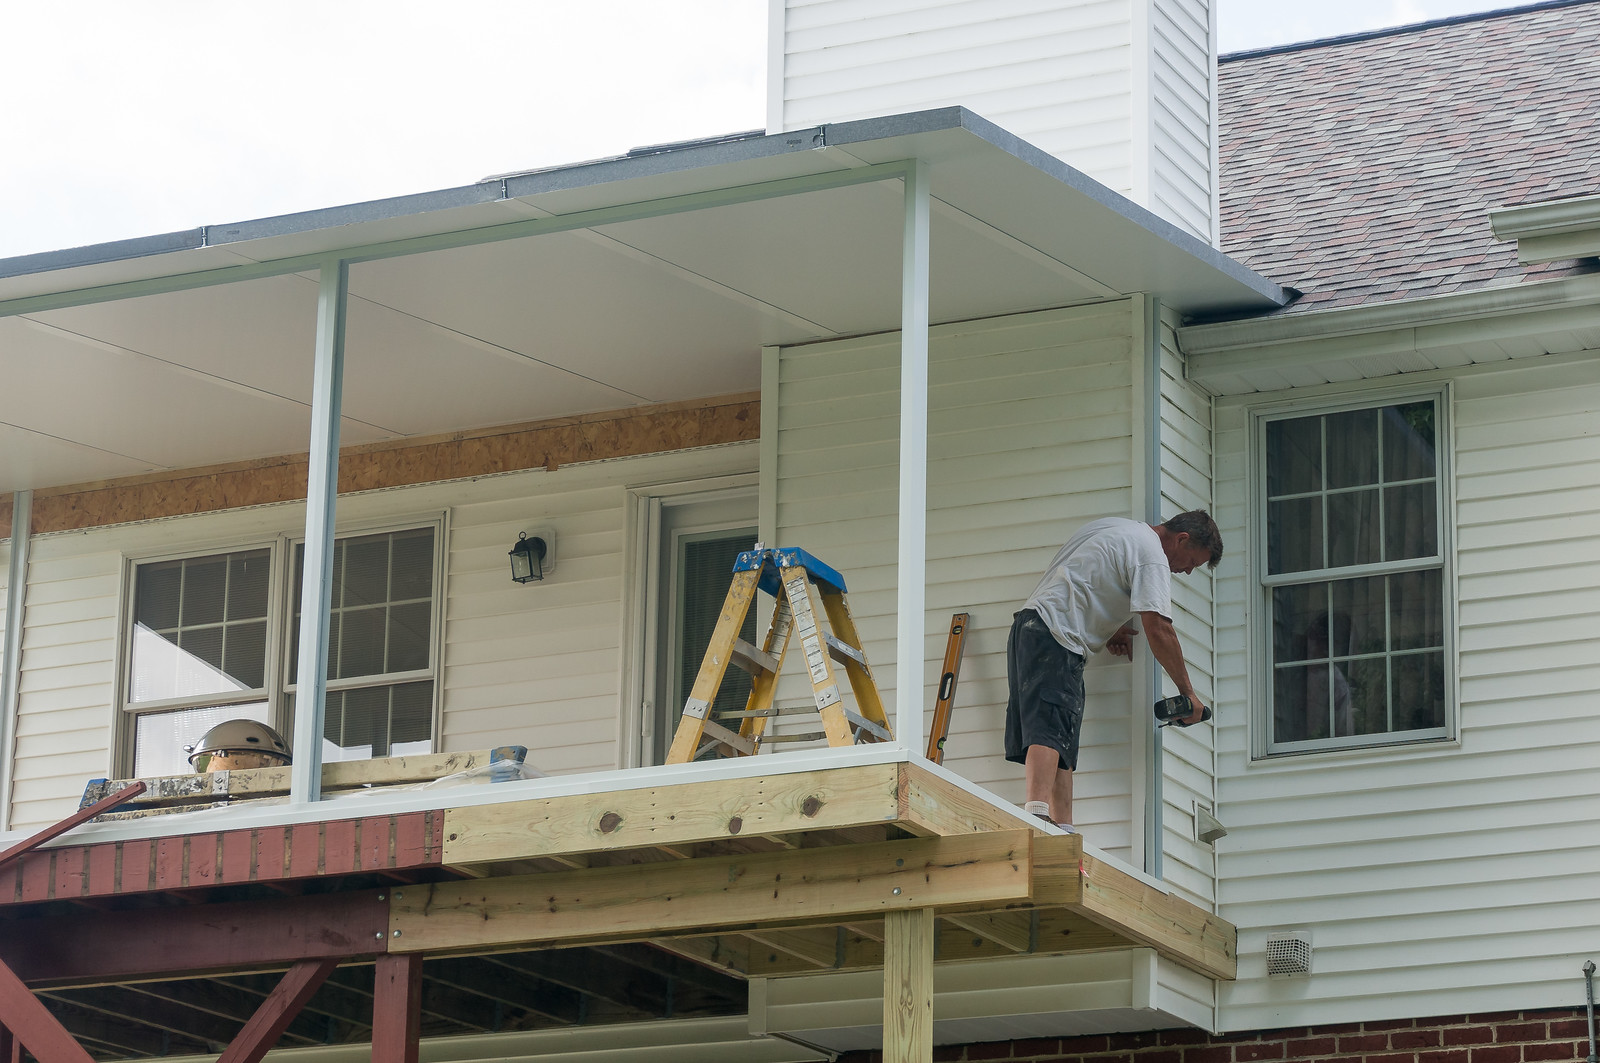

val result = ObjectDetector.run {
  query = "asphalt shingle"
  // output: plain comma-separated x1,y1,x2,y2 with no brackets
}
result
1217,0,1600,313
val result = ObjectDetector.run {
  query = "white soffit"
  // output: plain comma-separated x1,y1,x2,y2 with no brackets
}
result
0,109,1284,494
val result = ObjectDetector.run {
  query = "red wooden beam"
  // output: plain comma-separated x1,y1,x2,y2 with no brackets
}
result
0,782,146,872
371,953,423,1063
216,959,339,1063
0,954,96,1063
1,891,386,987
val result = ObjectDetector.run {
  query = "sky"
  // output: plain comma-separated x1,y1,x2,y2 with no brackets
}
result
0,0,1531,263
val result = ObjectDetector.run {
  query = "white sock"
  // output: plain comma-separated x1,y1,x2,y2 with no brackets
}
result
1024,801,1051,817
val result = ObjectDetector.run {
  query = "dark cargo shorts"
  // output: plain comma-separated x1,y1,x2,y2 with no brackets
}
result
1004,609,1086,770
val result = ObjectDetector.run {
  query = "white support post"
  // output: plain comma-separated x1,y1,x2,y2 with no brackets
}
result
897,160,931,759
0,490,32,832
290,259,349,806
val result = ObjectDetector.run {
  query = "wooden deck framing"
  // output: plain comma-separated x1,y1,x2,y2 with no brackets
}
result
0,759,1234,1063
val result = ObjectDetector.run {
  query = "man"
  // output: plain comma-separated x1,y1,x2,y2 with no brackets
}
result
1005,510,1223,829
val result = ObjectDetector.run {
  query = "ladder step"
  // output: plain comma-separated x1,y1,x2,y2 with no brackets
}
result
715,706,814,720
843,709,893,743
825,634,868,670
762,731,828,744
730,638,780,677
700,718,757,756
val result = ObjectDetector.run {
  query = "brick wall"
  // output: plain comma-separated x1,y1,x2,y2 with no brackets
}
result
837,1009,1593,1063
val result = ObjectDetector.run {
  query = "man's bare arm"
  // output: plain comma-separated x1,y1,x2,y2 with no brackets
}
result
1138,611,1207,723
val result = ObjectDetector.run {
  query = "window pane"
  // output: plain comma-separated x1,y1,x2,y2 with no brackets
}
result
1266,416,1322,496
320,681,432,760
131,550,268,702
181,627,224,672
1394,651,1446,731
1272,583,1324,665
337,606,387,679
227,553,270,620
389,681,434,754
1267,497,1323,574
182,558,227,626
1273,665,1330,743
1391,569,1443,651
342,535,390,607
1344,659,1389,736
1326,408,1380,488
387,602,431,672
133,701,269,778
1383,402,1436,482
288,611,340,680
1331,576,1387,656
1384,483,1437,561
136,562,182,630
390,529,434,601
1327,489,1380,568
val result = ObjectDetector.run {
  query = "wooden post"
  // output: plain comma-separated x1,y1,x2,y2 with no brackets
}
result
883,907,934,1063
216,959,338,1063
0,957,96,1063
371,953,423,1063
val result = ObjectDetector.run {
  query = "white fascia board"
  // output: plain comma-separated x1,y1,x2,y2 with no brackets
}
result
1488,192,1600,264
1180,273,1600,391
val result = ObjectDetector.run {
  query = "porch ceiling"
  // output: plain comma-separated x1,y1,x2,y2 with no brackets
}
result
0,108,1286,496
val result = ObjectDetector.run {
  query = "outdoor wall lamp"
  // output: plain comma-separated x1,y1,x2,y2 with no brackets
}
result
509,532,549,584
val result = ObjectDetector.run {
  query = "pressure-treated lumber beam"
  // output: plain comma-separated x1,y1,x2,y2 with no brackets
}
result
441,763,904,870
390,830,1032,954
371,954,422,1063
1077,854,1236,980
884,908,934,1063
1,891,386,987
216,959,338,1063
0,954,96,1063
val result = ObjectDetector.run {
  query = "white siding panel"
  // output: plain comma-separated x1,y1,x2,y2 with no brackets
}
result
1156,307,1218,907
777,0,1138,195
1213,358,1600,1029
775,304,1140,856
1149,0,1215,241
2,444,757,830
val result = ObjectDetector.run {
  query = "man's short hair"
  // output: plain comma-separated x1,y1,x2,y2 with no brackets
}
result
1163,510,1223,569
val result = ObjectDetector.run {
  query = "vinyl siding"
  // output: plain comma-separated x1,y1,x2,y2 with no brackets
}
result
1212,356,1600,1029
775,0,1137,196
2,445,755,830
774,303,1141,855
1149,0,1215,242
1156,305,1217,906
772,0,1216,240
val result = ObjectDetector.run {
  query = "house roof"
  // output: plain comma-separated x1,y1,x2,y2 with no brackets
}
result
1217,0,1600,315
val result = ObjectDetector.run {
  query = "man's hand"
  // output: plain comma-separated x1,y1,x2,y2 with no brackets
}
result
1106,625,1138,658
1180,695,1207,726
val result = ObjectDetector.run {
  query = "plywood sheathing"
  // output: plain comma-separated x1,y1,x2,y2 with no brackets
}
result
26,393,758,534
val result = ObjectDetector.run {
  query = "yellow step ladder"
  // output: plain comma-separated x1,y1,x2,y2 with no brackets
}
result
664,545,893,764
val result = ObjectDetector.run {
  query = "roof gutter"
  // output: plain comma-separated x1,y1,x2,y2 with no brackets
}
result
1489,192,1600,264
1179,272,1600,392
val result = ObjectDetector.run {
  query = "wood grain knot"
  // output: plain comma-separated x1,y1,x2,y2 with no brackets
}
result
801,796,823,817
598,812,623,833
727,816,743,835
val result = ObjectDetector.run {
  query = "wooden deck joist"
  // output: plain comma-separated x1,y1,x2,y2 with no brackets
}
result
1,760,1233,991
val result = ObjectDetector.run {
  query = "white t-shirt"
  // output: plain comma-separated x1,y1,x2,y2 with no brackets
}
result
1024,518,1173,657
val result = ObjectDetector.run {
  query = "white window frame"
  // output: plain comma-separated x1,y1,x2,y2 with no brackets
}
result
117,514,446,776
1250,385,1457,759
